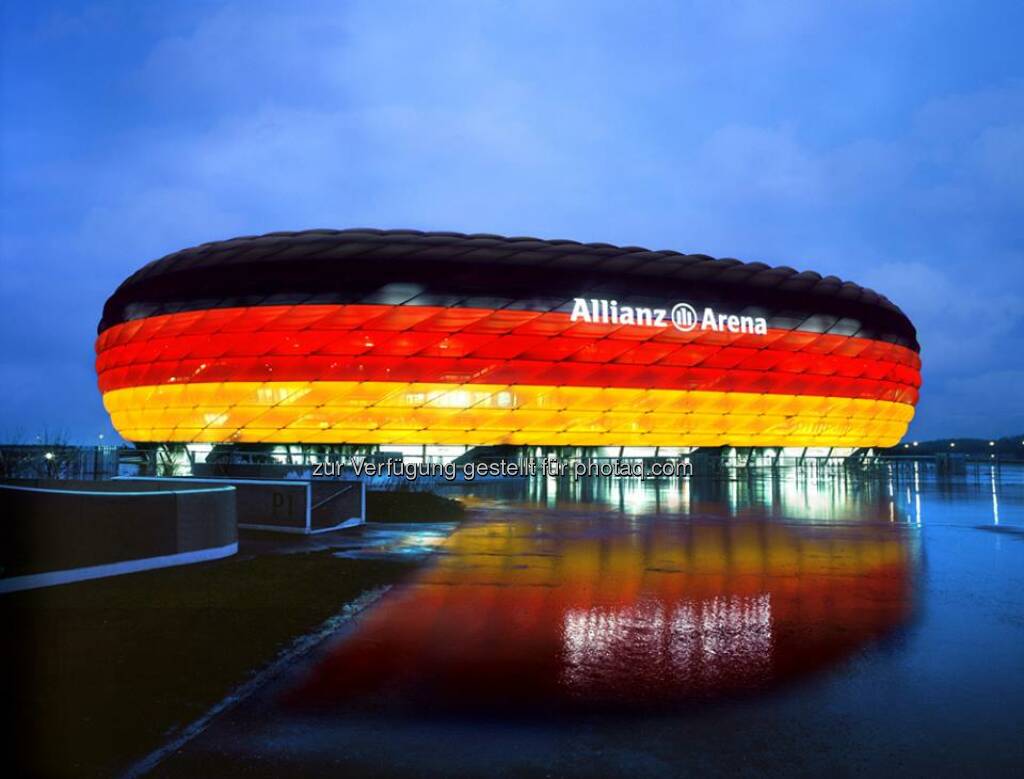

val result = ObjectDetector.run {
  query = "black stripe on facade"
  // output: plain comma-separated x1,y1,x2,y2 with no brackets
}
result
98,229,919,351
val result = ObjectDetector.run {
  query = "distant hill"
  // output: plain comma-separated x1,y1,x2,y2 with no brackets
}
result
880,434,1024,457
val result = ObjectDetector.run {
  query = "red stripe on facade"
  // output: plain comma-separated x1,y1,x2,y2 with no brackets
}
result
96,304,922,403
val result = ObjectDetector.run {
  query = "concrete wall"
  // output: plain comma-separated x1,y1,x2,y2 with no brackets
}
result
0,480,237,593
310,481,364,531
116,477,364,533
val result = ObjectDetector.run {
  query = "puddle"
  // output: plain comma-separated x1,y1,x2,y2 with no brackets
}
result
287,505,916,714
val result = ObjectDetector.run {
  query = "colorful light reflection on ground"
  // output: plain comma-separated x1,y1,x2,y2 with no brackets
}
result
286,502,915,713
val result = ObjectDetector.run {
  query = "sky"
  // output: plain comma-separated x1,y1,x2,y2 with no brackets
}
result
1,0,1023,443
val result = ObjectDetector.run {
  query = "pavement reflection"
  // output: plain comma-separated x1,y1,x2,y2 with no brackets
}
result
286,493,916,713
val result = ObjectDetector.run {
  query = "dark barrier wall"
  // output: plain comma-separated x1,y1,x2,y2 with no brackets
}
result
194,463,370,527
310,481,363,531
116,477,364,533
0,480,237,592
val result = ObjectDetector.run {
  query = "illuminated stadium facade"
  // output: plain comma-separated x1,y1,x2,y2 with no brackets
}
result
96,229,921,454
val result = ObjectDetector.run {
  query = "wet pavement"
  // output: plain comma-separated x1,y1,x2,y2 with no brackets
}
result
150,465,1024,777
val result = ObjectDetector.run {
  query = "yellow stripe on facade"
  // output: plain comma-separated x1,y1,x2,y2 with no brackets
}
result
102,381,915,447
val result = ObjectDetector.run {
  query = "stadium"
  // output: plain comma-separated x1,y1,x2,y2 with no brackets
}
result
95,229,921,460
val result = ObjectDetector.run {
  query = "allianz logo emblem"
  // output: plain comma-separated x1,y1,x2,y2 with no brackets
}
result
571,298,768,336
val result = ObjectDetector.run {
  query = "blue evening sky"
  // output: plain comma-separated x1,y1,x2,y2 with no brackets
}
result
1,1,1023,443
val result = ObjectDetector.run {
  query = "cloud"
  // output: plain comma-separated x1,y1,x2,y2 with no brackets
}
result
925,370,1024,438
859,261,1023,372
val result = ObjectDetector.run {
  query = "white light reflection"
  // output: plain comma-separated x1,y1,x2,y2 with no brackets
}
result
990,466,1000,525
561,595,773,688
912,461,922,526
